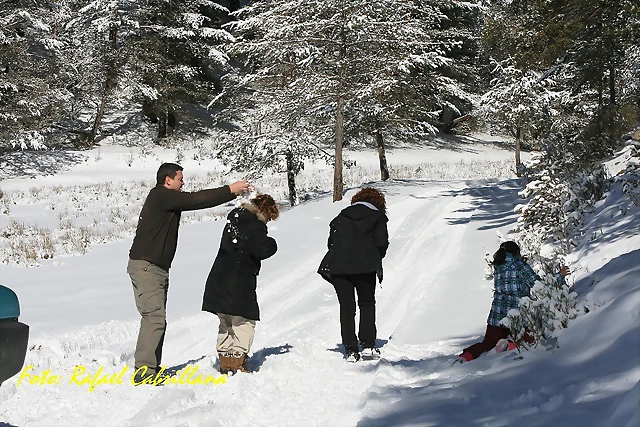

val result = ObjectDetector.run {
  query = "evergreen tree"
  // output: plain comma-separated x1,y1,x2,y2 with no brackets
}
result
130,0,234,140
482,0,640,157
65,0,138,146
0,0,73,150
223,0,481,202
478,59,561,176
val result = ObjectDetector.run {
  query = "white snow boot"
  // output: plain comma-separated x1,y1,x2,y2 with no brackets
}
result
361,347,381,359
345,351,361,363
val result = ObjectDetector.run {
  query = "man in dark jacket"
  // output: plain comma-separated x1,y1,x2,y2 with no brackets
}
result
318,187,389,362
128,162,250,382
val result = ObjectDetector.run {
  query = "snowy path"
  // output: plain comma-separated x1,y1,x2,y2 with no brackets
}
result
0,179,524,426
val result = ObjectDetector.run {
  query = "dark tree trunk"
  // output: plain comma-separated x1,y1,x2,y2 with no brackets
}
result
88,87,110,147
375,126,389,181
333,4,347,202
598,74,604,134
609,61,616,107
333,96,345,202
286,148,297,206
515,124,522,177
158,110,167,139
167,110,177,136
87,23,119,147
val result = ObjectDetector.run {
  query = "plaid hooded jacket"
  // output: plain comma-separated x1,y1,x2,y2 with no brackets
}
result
487,253,541,327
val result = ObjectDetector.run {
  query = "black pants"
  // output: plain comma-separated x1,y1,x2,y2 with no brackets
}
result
331,273,377,353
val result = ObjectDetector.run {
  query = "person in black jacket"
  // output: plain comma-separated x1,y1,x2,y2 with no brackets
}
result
202,194,279,374
128,162,250,384
318,187,389,362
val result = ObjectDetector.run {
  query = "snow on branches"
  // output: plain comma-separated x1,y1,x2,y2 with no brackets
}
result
479,59,561,137
501,273,578,347
500,149,608,348
515,154,607,256
615,137,640,206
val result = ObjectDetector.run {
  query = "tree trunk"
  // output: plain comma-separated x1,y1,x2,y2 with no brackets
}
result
286,148,297,206
87,23,119,147
158,110,167,139
88,90,110,147
609,61,616,107
334,1,347,202
597,74,604,134
515,124,522,177
167,110,176,136
333,96,345,202
285,54,298,207
375,126,389,181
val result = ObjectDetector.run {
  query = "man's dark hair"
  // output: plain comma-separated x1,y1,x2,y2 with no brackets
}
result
156,163,183,186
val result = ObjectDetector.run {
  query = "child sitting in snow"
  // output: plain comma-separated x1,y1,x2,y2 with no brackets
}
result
457,241,570,363
202,194,279,374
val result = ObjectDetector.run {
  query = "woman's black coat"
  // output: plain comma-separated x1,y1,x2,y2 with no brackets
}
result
202,204,277,321
318,203,389,282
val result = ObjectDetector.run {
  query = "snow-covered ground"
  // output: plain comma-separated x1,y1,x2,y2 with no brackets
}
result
0,136,638,427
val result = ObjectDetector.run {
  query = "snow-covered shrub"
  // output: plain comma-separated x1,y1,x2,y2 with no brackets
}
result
0,221,55,266
501,274,577,347
505,147,607,347
615,139,640,205
515,154,607,257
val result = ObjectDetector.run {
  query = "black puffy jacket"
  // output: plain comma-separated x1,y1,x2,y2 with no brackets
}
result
318,202,389,282
202,204,277,321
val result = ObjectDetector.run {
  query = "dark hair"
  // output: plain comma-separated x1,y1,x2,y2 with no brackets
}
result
251,194,279,222
492,241,521,265
156,163,183,186
351,187,386,213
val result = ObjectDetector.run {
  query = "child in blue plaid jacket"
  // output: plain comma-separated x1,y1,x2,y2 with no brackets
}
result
457,241,569,362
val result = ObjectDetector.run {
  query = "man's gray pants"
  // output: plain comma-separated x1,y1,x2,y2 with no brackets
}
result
128,259,169,374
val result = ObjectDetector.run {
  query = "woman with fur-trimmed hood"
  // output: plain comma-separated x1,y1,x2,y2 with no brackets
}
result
202,195,279,374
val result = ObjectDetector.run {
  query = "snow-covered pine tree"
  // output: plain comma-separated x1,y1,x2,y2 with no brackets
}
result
129,0,234,140
478,59,561,177
213,102,333,206
514,153,607,262
64,0,139,146
500,152,606,348
407,0,484,133
556,0,639,148
337,0,483,180
0,0,74,150
223,0,480,201
617,136,640,206
482,0,640,156
210,30,333,206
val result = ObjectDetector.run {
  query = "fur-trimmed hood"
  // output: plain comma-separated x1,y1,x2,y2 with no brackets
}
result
240,202,267,223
